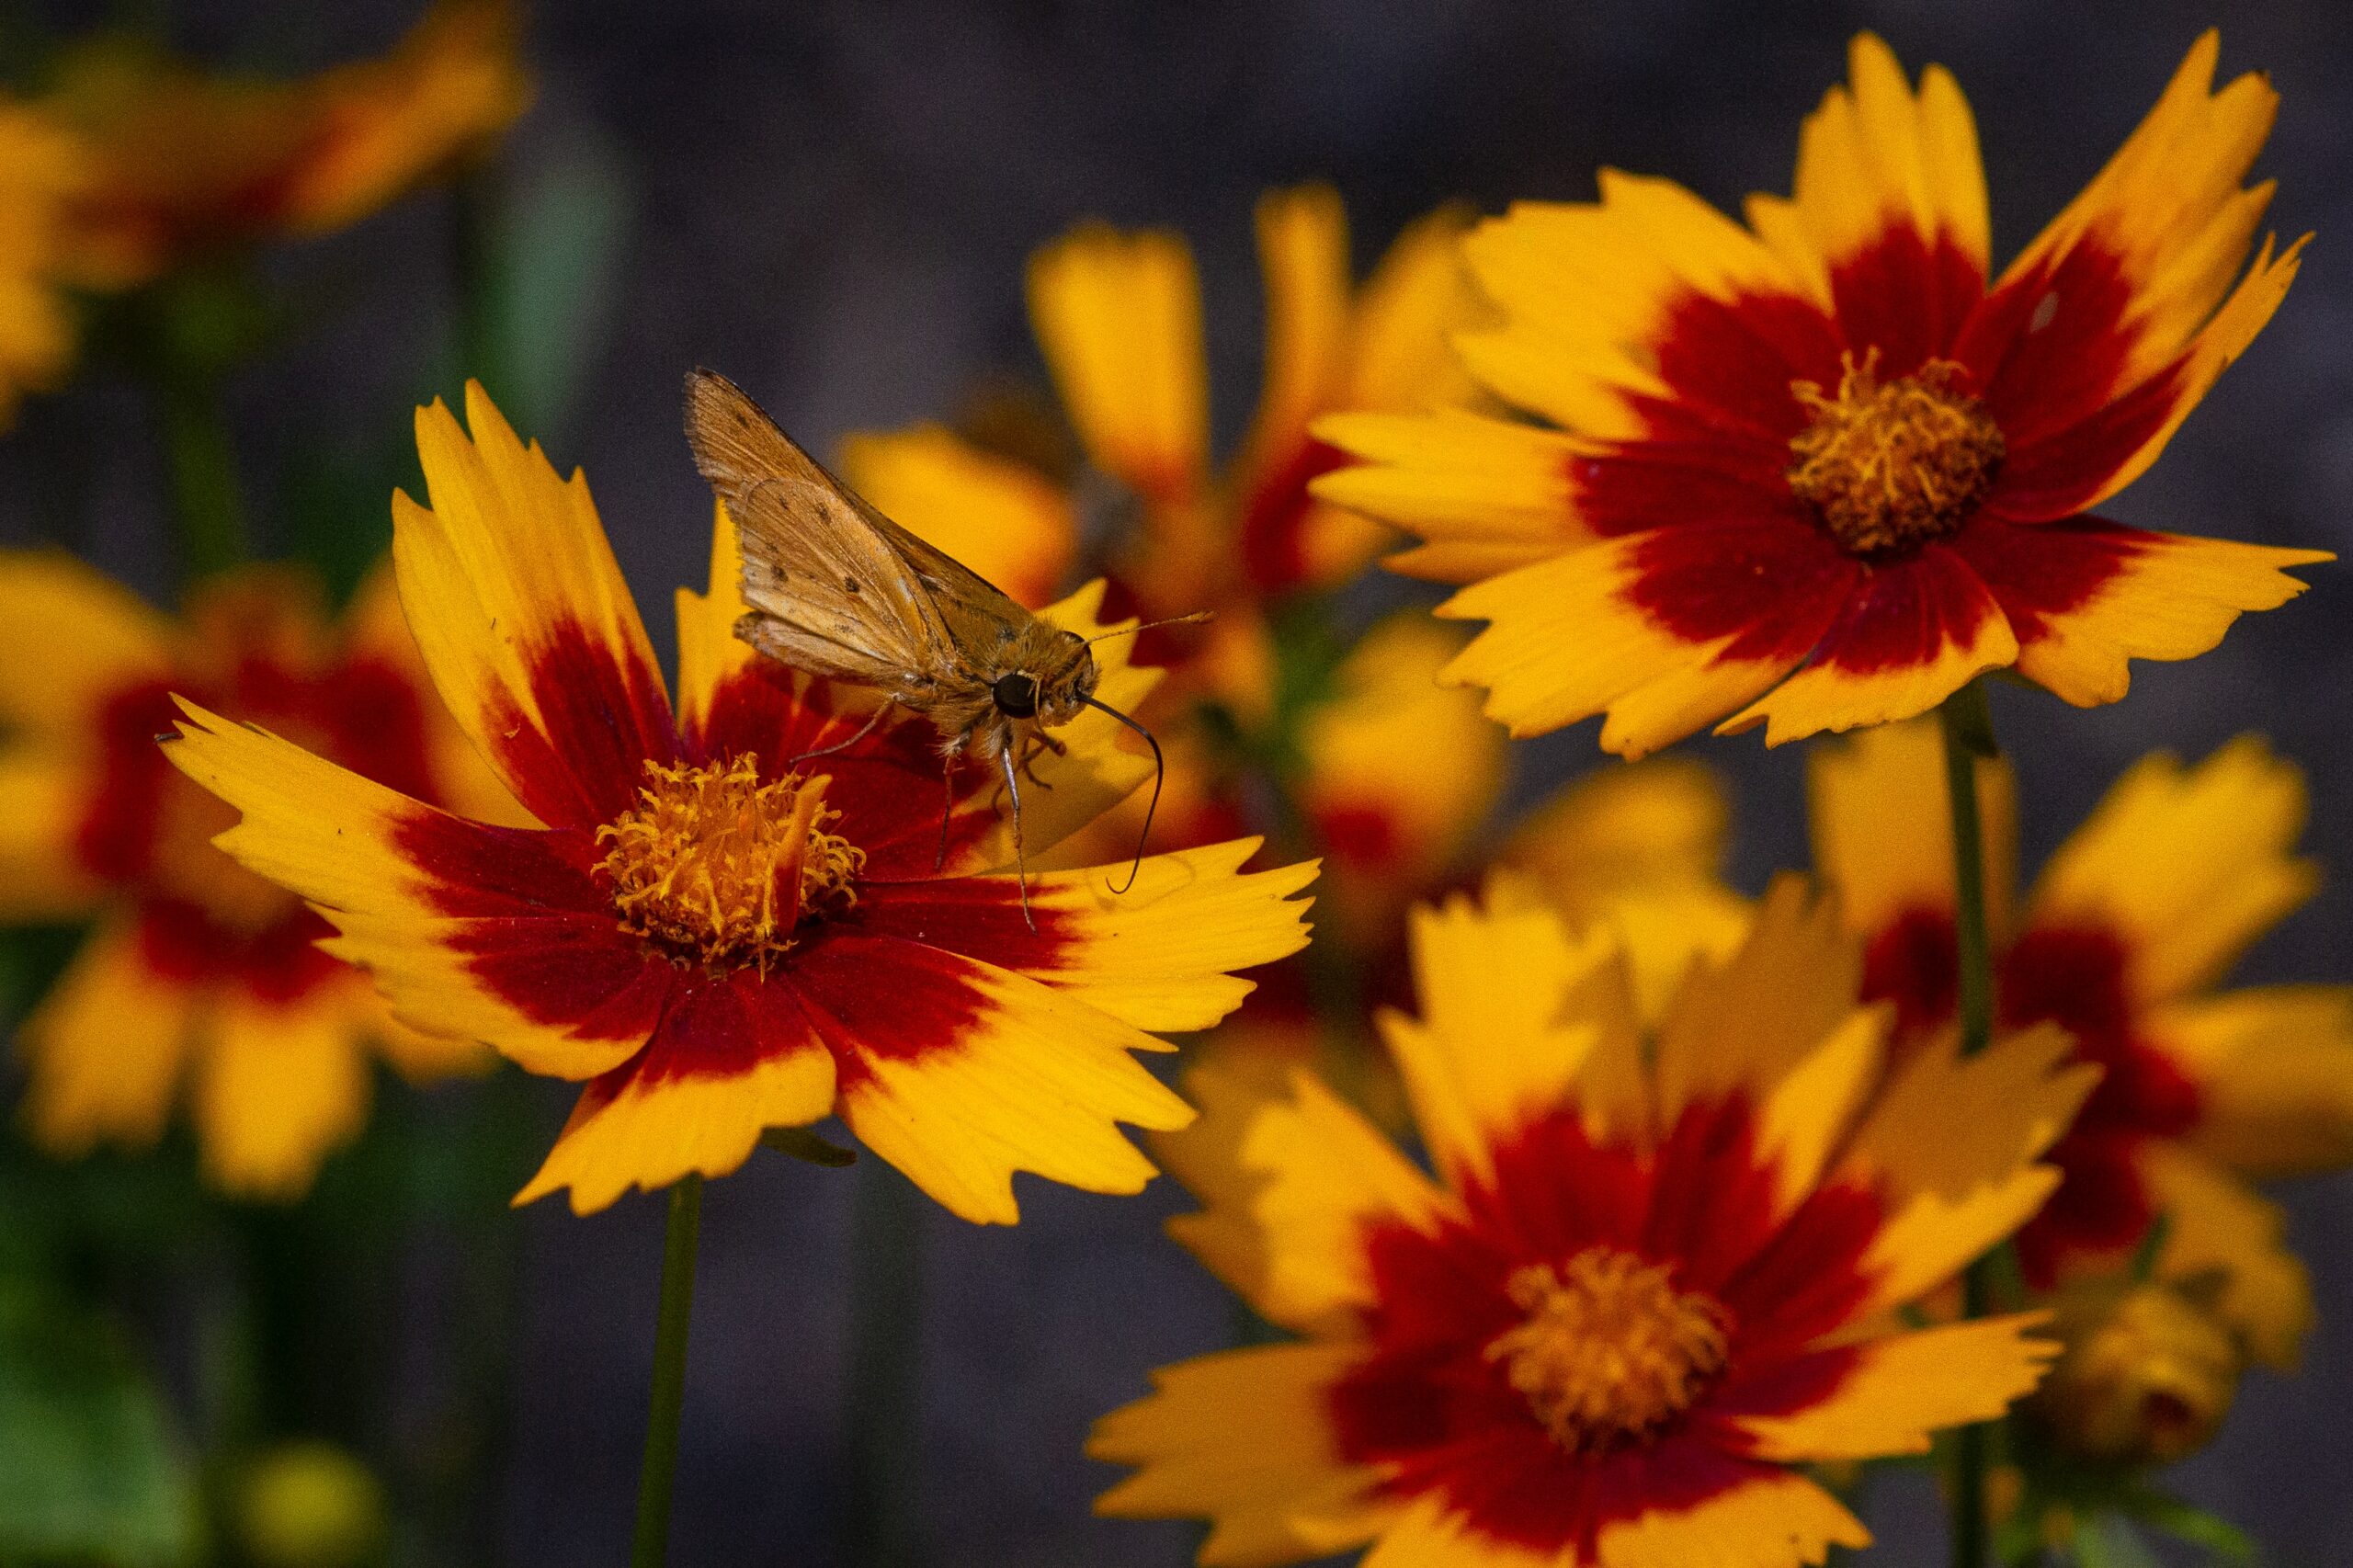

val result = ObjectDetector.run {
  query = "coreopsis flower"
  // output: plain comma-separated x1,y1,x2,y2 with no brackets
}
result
45,0,529,289
164,385,1316,1222
1317,33,2328,756
843,186,1501,932
1096,877,2093,1568
1809,719,2352,1366
0,104,93,423
2,559,522,1198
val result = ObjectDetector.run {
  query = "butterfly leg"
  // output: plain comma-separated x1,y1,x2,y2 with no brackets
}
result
788,699,892,768
1016,732,1056,790
999,745,1034,933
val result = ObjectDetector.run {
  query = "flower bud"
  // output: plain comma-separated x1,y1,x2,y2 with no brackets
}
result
235,1440,387,1568
2030,1279,2242,1466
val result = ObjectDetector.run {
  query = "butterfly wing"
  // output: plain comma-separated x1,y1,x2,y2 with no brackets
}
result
855,504,1053,664
684,369,956,685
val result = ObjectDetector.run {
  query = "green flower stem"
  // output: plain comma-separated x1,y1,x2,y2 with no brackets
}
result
631,1173,703,1568
846,1159,926,1568
1938,679,2000,1568
160,372,247,580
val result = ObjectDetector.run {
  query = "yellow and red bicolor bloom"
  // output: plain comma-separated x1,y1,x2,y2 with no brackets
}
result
0,558,520,1198
1809,719,2352,1366
164,385,1317,1223
844,194,1494,927
44,0,528,289
1096,877,2092,1568
1318,33,2328,756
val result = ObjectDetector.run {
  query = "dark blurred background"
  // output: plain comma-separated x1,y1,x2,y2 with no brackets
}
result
6,1,2352,1563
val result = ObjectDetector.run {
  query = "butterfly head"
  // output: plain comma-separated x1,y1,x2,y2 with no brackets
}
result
993,628,1097,726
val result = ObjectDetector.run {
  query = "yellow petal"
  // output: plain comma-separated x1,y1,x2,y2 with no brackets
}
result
274,0,530,237
1008,838,1317,1035
1594,1470,1869,1568
1842,1023,2098,1316
1312,408,1586,585
395,381,674,826
1785,36,1990,295
1298,614,1505,945
1090,1342,1392,1568
195,981,373,1201
1438,535,1804,756
1806,715,2015,947
2026,736,2315,1004
831,957,1194,1226
1160,1059,1450,1335
1379,881,1623,1188
1654,875,1861,1126
0,549,173,736
2154,986,2353,1179
1028,220,1209,502
0,747,108,921
19,915,197,1158
163,698,646,1081
516,1026,836,1216
2000,529,2328,711
1735,1315,2054,1461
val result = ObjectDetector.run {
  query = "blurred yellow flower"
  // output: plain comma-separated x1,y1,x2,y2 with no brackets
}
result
1028,183,1481,608
234,1441,387,1568
0,104,91,424
1809,719,2353,1366
45,0,529,289
1,557,523,1199
1098,878,2089,1568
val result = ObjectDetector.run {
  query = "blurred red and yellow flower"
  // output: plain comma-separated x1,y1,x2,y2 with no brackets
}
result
1096,879,2090,1568
46,0,528,288
165,385,1316,1222
844,186,1495,934
1320,33,2327,756
2,558,521,1198
1809,719,2352,1366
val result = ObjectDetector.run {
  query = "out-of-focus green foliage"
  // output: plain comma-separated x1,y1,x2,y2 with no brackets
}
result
0,1283,199,1567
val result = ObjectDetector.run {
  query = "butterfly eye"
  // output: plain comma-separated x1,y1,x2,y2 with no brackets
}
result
992,672,1040,718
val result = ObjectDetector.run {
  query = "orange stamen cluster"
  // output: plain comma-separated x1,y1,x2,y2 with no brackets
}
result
1484,1249,1733,1453
1788,352,2006,555
597,756,864,970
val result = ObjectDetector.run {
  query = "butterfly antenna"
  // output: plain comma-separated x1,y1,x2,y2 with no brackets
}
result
1082,610,1213,647
1082,697,1164,895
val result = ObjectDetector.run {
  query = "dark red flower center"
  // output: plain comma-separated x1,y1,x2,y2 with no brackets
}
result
1483,1248,1733,1454
1787,353,2005,555
595,756,865,971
